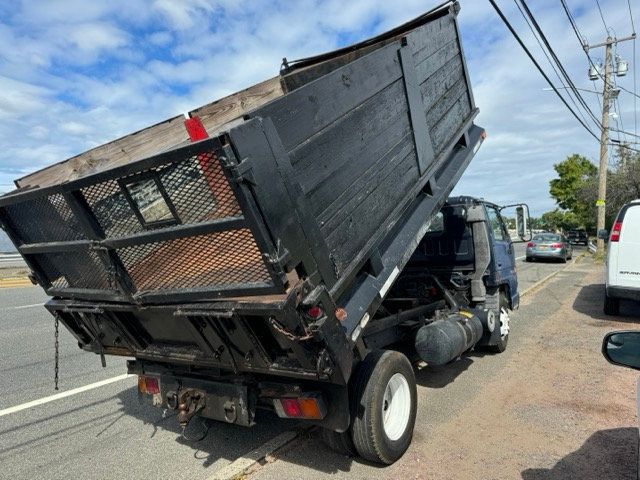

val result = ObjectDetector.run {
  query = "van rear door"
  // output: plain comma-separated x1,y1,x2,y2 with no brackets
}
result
616,204,640,288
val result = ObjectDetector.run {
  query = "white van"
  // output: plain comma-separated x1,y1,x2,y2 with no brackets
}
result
603,199,640,315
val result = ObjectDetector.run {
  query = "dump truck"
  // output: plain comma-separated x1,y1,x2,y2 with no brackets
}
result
0,1,530,464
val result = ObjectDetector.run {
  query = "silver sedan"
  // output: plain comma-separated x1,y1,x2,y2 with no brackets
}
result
526,233,573,263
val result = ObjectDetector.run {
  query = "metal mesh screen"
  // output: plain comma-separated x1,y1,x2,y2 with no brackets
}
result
2,142,280,298
31,248,113,290
81,179,142,238
2,194,85,244
81,151,241,238
118,229,270,292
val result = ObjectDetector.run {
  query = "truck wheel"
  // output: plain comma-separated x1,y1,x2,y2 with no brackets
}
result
484,290,509,353
319,428,356,457
604,292,620,316
350,350,417,465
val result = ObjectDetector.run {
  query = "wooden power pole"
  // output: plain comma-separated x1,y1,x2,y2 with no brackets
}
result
584,33,636,253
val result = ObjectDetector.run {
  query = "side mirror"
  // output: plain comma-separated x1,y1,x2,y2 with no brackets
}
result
597,229,609,240
500,203,532,242
516,206,527,240
602,331,640,370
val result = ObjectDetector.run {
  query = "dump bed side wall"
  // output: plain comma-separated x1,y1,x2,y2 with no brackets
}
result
240,7,474,290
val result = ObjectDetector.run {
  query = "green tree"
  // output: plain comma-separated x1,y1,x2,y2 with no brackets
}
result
540,209,580,232
549,154,597,231
576,146,640,228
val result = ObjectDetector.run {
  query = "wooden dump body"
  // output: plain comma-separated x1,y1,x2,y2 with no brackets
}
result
0,1,480,310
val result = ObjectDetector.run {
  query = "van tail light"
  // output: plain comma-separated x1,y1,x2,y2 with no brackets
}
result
138,375,160,395
273,394,327,420
551,243,562,248
610,220,623,242
527,242,535,248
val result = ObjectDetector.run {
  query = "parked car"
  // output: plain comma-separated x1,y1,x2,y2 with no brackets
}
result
567,229,588,246
602,330,640,478
599,199,640,315
526,233,573,263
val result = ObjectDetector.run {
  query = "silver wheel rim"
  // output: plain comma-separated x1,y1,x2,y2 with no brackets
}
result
499,307,510,338
382,373,411,441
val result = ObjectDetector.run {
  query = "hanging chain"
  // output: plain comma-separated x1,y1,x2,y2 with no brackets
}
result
54,315,60,391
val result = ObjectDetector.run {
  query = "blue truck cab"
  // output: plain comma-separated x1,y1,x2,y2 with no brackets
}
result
396,196,525,352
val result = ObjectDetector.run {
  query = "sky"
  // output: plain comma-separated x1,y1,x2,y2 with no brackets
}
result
0,0,638,217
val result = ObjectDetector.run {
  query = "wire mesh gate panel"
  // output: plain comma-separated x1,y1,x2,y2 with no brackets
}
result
0,138,286,302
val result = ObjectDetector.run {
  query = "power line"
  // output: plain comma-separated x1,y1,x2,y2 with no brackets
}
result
628,0,636,34
488,0,600,141
512,0,596,130
560,0,640,139
617,84,640,100
594,0,609,34
518,0,603,130
610,127,640,140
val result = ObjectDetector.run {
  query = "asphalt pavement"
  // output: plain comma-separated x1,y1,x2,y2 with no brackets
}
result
0,244,583,480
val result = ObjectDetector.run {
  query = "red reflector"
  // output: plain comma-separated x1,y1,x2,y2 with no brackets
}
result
280,398,302,417
306,306,323,319
611,220,623,242
184,116,209,141
551,243,562,248
527,242,535,248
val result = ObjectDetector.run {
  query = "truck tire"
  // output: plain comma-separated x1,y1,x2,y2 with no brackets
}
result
604,292,620,316
319,428,356,457
484,290,509,353
350,350,417,465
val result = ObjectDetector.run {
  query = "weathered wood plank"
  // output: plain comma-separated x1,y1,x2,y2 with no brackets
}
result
16,78,285,190
425,78,468,132
254,42,404,153
290,79,408,196
409,15,458,70
325,150,419,273
306,106,411,219
419,55,465,111
16,116,190,189
414,39,460,85
430,95,472,155
318,133,415,229
189,77,284,135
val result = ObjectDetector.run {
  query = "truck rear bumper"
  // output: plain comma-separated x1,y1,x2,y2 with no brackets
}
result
128,359,351,431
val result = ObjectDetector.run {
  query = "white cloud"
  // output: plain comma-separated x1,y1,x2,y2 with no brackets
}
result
65,22,129,52
0,0,637,219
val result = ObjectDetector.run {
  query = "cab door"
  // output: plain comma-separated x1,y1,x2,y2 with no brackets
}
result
485,204,518,306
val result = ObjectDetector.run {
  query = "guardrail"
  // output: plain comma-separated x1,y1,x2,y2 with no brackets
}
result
0,253,26,266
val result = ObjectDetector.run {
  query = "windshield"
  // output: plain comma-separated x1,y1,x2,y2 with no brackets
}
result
533,234,561,242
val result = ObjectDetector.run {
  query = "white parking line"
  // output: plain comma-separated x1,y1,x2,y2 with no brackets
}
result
14,303,44,310
0,374,135,418
516,255,525,260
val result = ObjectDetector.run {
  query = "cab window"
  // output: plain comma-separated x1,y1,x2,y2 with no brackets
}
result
486,206,509,242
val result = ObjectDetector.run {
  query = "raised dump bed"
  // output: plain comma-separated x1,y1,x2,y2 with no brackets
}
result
1,1,477,308
0,1,488,465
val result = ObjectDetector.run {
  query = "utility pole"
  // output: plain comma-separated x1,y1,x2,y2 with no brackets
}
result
584,33,635,253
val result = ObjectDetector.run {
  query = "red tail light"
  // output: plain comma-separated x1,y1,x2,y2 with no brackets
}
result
138,375,160,395
611,220,623,242
551,243,562,248
527,242,535,248
273,394,327,420
306,305,324,319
